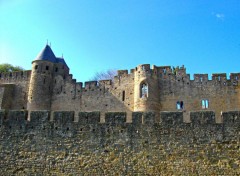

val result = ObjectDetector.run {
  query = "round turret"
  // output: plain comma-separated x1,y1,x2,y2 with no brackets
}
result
133,64,159,112
27,45,56,111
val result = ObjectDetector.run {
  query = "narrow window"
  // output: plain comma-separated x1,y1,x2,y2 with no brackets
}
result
200,77,203,82
35,65,38,70
122,91,125,101
163,68,166,74
55,67,58,72
218,76,221,81
176,101,184,110
46,66,49,70
43,78,46,84
236,76,238,80
202,99,209,109
140,83,148,98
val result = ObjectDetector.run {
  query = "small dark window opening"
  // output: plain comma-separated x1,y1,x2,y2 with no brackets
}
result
55,67,58,72
43,78,46,84
35,65,38,70
122,91,125,101
176,101,184,110
9,73,12,77
46,66,49,70
66,127,69,131
0,73,1,78
163,68,166,74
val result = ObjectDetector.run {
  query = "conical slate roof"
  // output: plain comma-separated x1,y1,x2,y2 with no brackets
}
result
34,45,68,68
56,57,69,68
35,45,57,63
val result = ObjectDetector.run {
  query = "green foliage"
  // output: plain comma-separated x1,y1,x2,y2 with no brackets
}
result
0,63,24,73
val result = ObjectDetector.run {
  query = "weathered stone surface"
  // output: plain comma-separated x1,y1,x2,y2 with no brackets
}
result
0,110,239,175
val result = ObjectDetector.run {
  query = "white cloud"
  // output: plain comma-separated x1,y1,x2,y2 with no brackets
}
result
212,12,225,20
216,13,225,20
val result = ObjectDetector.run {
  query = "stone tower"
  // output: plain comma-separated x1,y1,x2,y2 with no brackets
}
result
27,45,55,111
133,64,159,112
27,45,68,111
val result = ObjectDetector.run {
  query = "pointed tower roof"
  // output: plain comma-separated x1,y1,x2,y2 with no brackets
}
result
35,45,57,63
56,57,69,68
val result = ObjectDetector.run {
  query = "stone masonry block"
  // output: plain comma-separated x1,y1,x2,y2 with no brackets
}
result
8,110,28,126
53,111,74,128
190,111,215,125
142,112,156,125
222,111,240,125
0,110,5,126
160,111,183,126
132,112,143,125
105,112,126,125
78,111,100,124
28,111,51,129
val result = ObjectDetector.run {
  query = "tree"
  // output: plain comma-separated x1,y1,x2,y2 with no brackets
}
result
90,69,117,81
0,63,24,73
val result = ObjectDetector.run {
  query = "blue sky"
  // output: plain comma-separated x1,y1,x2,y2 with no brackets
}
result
0,0,240,82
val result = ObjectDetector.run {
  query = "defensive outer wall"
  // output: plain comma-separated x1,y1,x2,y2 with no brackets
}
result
0,45,240,174
0,110,239,175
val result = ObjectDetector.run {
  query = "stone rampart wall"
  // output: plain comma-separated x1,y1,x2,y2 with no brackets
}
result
0,110,239,175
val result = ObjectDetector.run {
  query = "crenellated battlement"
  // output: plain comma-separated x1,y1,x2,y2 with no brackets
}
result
0,110,239,127
0,70,31,82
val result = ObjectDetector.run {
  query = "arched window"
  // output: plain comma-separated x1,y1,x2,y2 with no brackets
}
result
202,99,209,109
140,83,148,98
176,101,184,110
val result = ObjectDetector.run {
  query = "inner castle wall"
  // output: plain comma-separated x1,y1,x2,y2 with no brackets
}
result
1,63,240,123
